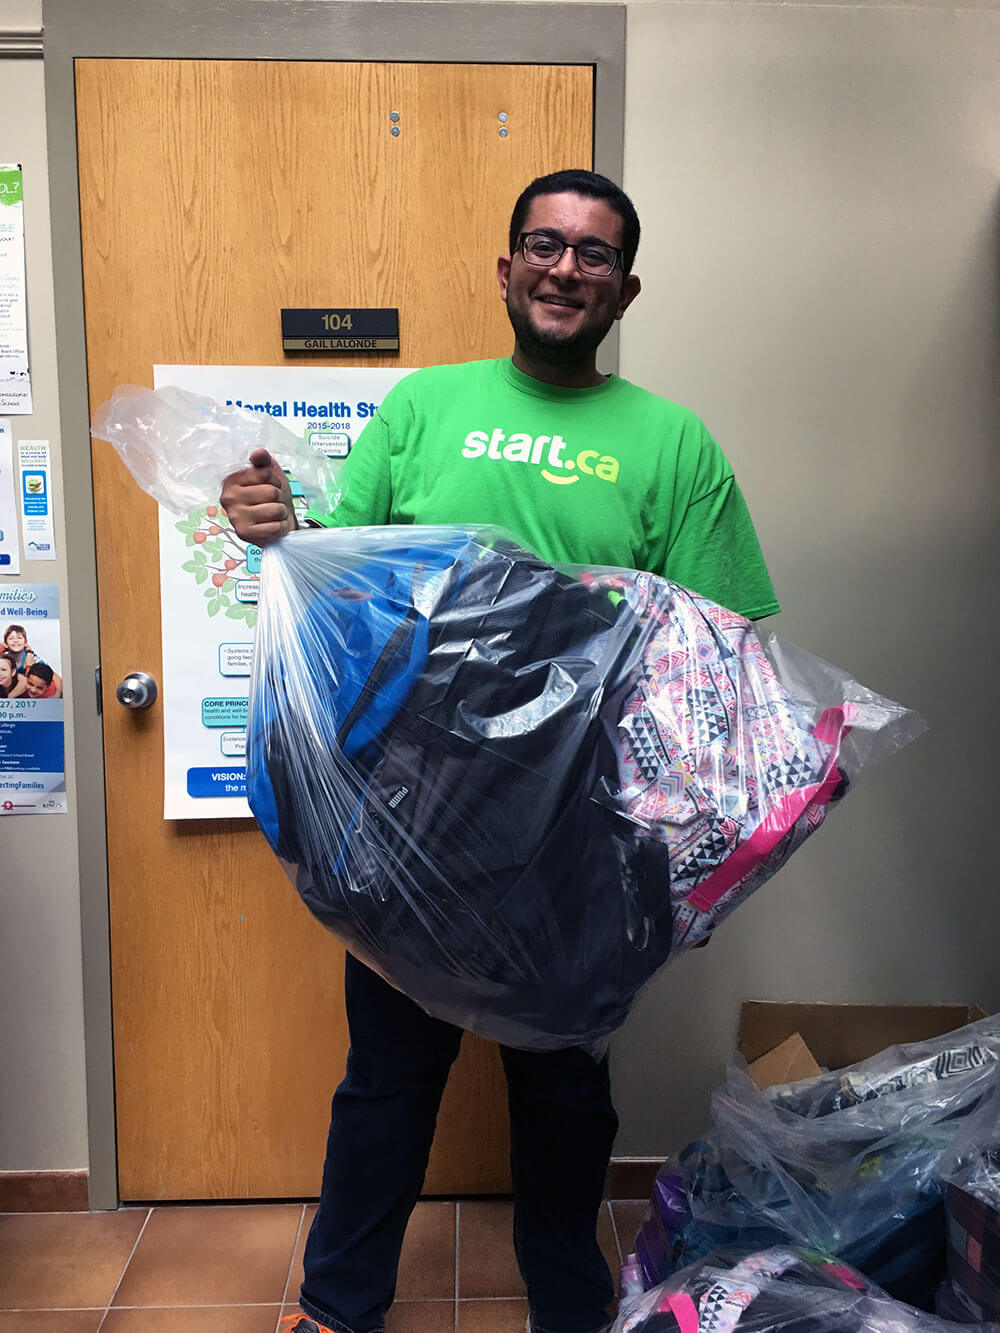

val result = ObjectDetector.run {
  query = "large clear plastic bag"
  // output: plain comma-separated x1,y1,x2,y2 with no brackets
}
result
611,1245,998,1333
245,523,922,1050
91,383,336,515
637,1015,1000,1308
89,385,926,1049
940,1050,1000,1204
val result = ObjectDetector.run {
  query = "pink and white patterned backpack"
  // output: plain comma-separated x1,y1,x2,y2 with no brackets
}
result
586,571,852,956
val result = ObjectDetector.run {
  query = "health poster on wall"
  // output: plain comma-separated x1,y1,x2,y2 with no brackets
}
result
17,439,56,560
0,584,66,814
154,365,411,820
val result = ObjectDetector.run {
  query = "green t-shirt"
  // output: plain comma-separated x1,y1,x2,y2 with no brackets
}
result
306,357,779,619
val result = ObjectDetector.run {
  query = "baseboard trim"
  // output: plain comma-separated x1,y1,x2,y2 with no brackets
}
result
606,1157,659,1201
0,1162,652,1211
0,1170,90,1212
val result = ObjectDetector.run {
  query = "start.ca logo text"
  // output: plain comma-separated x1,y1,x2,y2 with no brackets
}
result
461,430,620,487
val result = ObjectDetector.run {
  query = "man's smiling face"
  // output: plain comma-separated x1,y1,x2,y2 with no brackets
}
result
497,191,640,375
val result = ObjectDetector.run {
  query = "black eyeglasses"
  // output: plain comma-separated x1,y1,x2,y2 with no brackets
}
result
517,231,623,277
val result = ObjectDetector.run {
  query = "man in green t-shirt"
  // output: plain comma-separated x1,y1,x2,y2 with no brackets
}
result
222,170,777,1333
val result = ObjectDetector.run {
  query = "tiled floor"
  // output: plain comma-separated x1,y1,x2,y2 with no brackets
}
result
0,1198,650,1331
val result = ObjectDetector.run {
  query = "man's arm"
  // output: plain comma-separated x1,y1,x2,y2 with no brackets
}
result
220,448,297,546
662,477,779,621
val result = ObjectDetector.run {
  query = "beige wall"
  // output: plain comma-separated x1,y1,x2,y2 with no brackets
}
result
611,0,1000,1151
2,0,999,1180
0,22,88,1171
0,0,40,25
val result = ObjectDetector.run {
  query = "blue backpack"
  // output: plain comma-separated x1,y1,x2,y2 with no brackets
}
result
248,530,476,853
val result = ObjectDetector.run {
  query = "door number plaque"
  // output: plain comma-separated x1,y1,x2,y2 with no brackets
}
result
281,308,399,352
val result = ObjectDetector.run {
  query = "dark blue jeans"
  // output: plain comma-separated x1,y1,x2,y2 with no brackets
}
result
300,954,617,1333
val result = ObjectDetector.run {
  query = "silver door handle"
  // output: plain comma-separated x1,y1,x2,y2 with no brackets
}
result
116,672,158,710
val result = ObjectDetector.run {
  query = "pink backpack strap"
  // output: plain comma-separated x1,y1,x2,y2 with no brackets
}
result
684,706,852,913
661,1291,699,1333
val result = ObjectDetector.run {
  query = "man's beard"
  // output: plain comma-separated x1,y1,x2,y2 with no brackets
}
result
506,300,612,368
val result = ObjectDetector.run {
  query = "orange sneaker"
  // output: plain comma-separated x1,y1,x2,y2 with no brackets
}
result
277,1317,338,1333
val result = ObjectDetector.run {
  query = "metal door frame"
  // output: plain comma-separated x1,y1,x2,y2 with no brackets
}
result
43,0,626,1209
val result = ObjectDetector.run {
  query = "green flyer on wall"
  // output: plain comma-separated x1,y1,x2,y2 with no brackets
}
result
0,165,31,415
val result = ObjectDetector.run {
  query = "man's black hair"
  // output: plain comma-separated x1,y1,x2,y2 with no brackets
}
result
508,170,641,275
27,661,53,686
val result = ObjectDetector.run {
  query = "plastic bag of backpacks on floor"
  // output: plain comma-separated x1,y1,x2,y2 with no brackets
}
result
610,1245,1000,1333
636,1015,1000,1310
92,384,926,1051
935,1055,1000,1321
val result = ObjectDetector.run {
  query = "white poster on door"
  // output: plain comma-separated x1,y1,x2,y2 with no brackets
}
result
154,365,411,820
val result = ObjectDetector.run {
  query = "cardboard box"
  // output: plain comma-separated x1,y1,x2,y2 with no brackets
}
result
739,1001,987,1088
746,1032,822,1091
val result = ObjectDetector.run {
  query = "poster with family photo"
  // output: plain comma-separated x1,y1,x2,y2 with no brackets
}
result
0,583,66,813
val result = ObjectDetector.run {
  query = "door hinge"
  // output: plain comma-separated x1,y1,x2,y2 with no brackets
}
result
95,666,102,715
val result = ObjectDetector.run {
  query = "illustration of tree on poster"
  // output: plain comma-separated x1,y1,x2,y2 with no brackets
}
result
154,365,409,819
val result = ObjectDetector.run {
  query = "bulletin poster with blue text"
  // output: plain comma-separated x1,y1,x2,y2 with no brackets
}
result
155,366,410,819
0,583,66,813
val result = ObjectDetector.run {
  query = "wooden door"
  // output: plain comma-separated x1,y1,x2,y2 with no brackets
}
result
75,58,592,1200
